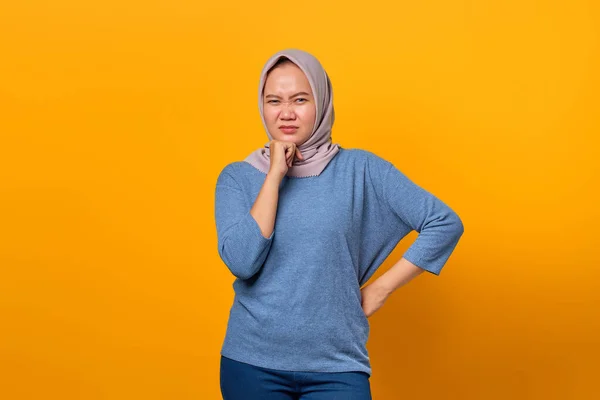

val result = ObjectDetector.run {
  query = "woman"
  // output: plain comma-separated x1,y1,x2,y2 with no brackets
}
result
215,48,464,399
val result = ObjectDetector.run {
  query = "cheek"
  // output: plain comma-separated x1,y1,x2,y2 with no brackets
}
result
298,108,315,122
263,108,277,122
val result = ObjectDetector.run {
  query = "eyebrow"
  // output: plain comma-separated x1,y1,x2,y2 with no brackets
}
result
265,92,311,99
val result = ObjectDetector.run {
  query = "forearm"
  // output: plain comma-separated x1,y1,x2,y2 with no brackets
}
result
250,172,282,239
371,257,425,296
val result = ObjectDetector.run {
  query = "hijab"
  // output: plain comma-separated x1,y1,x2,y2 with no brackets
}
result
244,49,341,178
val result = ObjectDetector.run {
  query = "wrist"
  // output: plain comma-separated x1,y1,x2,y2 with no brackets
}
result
266,171,284,184
370,278,394,297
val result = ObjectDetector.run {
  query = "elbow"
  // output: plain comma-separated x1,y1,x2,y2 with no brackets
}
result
215,211,274,280
218,245,261,280
449,212,465,238
456,213,465,234
230,267,259,281
217,235,271,280
231,265,260,281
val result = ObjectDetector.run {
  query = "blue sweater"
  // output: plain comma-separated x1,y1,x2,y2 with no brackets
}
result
214,146,464,376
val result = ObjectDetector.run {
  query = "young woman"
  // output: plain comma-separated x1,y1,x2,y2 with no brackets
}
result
215,48,464,399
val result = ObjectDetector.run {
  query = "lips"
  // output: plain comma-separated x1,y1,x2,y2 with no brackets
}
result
279,126,298,134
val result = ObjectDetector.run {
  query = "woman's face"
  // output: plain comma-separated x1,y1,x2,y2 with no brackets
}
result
262,62,316,147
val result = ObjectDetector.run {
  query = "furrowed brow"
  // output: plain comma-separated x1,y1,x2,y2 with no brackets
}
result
265,92,311,99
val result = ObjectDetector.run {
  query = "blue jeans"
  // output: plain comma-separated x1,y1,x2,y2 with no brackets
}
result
220,355,372,399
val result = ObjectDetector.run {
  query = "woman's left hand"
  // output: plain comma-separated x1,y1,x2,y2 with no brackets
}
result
360,283,391,318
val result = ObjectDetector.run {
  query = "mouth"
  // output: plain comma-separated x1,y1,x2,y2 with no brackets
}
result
279,126,299,134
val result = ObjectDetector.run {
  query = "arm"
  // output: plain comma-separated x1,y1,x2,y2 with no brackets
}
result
360,257,424,317
250,172,282,239
360,160,464,316
372,257,424,295
214,165,282,280
381,162,464,276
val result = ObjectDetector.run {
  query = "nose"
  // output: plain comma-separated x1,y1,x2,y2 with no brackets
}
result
280,102,296,120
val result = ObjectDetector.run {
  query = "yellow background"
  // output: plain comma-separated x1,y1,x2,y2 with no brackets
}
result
1,0,598,399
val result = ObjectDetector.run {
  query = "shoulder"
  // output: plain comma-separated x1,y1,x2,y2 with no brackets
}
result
216,161,246,188
342,147,394,174
216,160,267,190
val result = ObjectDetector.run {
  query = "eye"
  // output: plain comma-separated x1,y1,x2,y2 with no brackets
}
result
267,100,279,104
296,98,307,103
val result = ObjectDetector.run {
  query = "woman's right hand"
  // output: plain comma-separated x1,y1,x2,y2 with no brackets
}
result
268,140,304,179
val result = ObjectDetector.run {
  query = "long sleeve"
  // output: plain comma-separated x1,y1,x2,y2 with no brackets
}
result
215,164,275,280
382,162,464,275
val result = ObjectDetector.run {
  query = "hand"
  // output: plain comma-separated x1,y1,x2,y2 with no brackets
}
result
268,140,304,178
360,283,391,318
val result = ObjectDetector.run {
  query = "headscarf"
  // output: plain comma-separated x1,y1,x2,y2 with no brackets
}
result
244,49,341,178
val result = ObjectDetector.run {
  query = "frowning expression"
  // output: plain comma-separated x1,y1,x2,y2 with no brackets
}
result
262,61,316,147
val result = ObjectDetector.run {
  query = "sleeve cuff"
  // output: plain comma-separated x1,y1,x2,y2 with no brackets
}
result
242,209,274,242
402,248,441,276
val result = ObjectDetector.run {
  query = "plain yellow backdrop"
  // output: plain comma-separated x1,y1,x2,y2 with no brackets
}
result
1,1,598,399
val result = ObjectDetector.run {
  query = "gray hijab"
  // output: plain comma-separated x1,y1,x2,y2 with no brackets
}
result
244,48,341,178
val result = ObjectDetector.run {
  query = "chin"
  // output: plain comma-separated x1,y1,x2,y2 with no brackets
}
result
271,131,309,145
